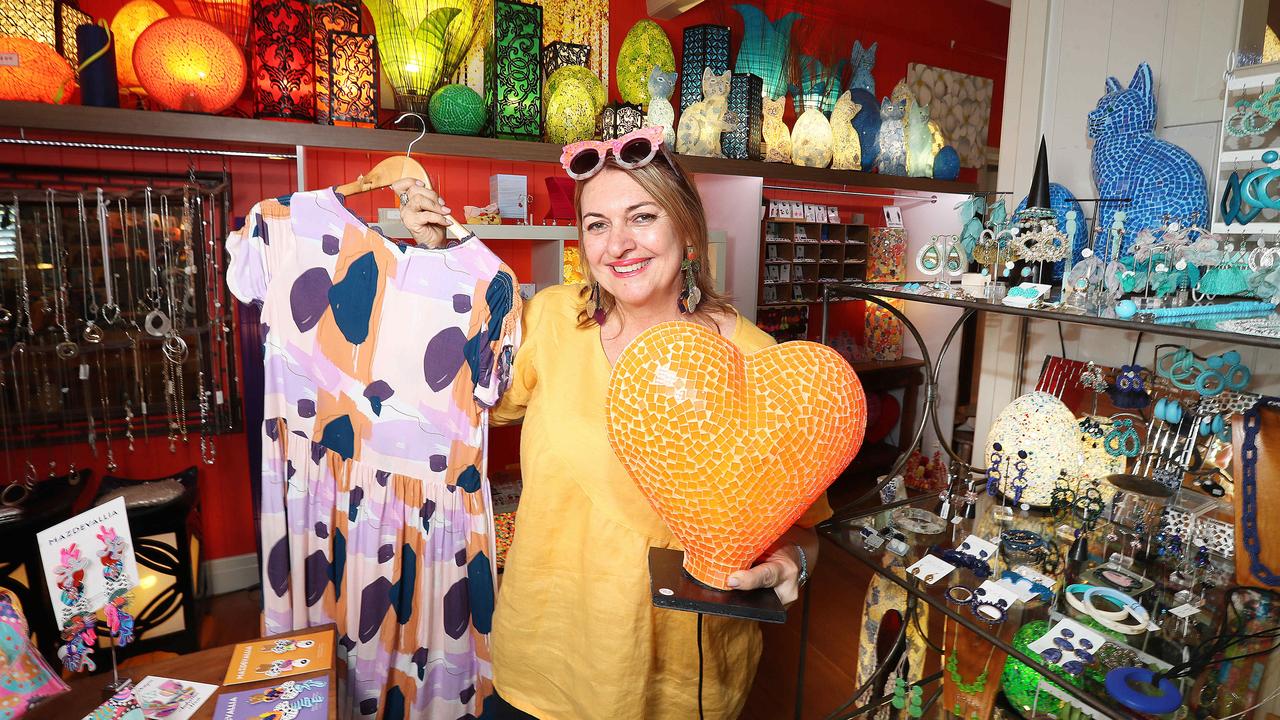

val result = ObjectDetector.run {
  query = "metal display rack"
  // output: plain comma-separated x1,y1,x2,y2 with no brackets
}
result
810,281,1276,720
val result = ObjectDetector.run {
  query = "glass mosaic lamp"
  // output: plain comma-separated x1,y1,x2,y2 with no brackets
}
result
0,35,75,103
110,0,169,93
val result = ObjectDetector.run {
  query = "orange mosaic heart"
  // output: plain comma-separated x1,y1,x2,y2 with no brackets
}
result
606,322,867,589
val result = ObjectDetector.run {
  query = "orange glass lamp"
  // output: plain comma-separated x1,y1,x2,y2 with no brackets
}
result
607,322,867,590
0,36,76,103
110,0,169,93
132,17,246,114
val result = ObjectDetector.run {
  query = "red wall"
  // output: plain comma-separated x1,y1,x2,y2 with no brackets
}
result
3,0,1009,562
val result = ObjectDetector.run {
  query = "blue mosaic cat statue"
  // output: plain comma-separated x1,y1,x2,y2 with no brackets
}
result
1088,62,1207,257
847,40,879,171
876,97,907,176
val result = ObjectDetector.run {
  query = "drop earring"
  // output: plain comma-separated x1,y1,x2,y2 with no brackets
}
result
589,281,606,325
677,247,702,314
916,236,943,275
944,236,969,276
985,442,1003,496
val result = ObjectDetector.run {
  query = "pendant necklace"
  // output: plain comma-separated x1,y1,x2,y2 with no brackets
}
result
11,195,35,345
143,189,170,339
118,201,142,452
77,193,102,344
160,194,189,450
32,208,51,315
9,350,37,491
46,191,78,360
95,189,120,325
95,350,117,472
201,193,228,436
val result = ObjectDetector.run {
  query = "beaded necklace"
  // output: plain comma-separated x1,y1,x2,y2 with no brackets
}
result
944,618,996,719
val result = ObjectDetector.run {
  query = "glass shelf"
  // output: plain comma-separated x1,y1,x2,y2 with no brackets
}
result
819,490,1231,720
824,281,1280,350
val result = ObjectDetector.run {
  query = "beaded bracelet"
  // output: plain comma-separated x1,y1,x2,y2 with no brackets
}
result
970,599,1007,624
1145,301,1276,323
945,585,975,605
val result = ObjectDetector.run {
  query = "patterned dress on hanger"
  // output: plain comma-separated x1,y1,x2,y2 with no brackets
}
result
226,188,521,719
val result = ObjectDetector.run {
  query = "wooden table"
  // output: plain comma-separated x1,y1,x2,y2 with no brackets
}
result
26,625,338,720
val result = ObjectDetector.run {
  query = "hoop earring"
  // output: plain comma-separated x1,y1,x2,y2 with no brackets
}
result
677,247,702,314
589,282,606,325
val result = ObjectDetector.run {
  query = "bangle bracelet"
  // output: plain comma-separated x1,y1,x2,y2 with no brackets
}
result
1092,611,1151,635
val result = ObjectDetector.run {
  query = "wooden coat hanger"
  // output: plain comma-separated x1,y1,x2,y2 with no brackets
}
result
336,112,472,245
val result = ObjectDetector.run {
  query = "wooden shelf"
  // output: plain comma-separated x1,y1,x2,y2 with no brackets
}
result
0,101,978,193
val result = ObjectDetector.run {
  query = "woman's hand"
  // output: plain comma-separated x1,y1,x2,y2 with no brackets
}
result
727,543,804,605
390,178,452,248
727,525,818,605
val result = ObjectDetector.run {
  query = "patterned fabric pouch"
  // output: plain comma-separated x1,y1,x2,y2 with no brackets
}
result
0,591,69,719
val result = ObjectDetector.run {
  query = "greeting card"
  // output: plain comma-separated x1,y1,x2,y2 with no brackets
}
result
222,630,333,686
211,678,329,720
133,675,218,719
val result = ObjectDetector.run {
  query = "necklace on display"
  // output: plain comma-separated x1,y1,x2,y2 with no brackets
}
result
12,195,35,344
32,210,50,316
95,189,120,325
8,350,37,492
94,351,117,472
945,617,997,720
46,191,78,360
76,194,102,344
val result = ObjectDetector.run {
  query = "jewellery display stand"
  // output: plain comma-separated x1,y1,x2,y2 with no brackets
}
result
647,548,785,623
758,218,869,309
1213,63,1280,237
811,281,1276,720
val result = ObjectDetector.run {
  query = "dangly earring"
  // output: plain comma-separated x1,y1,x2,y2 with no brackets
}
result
916,235,943,275
985,442,1003,496
678,247,702,314
589,281,606,325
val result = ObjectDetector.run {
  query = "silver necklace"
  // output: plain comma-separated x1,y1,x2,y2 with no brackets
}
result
47,191,78,359
77,193,102,344
12,195,34,345
95,189,120,325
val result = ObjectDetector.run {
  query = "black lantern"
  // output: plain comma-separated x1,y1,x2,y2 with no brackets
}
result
0,0,91,61
488,0,543,140
312,0,360,125
252,0,316,121
600,101,644,140
723,73,763,160
542,40,589,81
680,24,730,114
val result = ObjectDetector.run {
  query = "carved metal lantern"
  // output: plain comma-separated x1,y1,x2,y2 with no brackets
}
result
680,24,729,113
600,101,644,141
0,0,91,61
488,0,542,140
542,40,589,81
312,0,360,125
252,0,315,121
327,31,377,127
723,73,763,161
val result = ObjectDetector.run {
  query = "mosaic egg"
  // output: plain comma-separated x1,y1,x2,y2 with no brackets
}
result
546,81,599,144
984,391,1082,507
933,145,961,180
616,19,675,105
428,84,486,136
546,65,606,111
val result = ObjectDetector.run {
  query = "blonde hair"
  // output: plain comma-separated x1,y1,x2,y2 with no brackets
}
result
573,148,733,327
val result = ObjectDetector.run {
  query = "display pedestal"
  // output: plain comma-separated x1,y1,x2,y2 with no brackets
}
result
647,547,785,623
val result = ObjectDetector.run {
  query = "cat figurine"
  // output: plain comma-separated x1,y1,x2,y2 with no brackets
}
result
762,94,792,163
644,66,678,145
1088,62,1207,256
905,102,935,177
847,40,880,170
830,91,861,170
791,106,833,168
677,68,738,158
876,98,907,176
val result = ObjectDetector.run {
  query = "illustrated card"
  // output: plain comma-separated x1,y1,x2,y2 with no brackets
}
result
133,676,218,720
212,678,329,720
222,630,333,685
37,497,138,625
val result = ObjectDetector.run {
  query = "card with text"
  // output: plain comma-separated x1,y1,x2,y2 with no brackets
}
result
223,630,333,685
37,497,138,626
212,678,329,720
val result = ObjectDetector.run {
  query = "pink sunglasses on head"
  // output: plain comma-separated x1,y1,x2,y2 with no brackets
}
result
559,126,666,180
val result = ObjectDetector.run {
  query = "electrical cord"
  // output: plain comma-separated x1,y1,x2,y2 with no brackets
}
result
697,612,704,720
1150,586,1280,686
1057,321,1067,359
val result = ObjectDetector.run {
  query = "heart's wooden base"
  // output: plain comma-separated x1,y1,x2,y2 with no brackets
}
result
647,547,786,623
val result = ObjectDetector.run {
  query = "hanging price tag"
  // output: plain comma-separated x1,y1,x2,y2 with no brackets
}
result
883,206,904,228
79,363,89,380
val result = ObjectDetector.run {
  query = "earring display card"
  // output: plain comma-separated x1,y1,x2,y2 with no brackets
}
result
222,629,334,685
978,579,1023,607
959,534,999,560
1027,618,1107,661
906,554,956,584
37,497,138,625
132,675,218,720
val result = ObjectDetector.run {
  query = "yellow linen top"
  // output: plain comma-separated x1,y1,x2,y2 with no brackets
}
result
490,284,833,719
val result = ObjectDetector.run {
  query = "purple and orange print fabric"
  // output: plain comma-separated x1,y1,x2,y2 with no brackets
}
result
226,188,521,719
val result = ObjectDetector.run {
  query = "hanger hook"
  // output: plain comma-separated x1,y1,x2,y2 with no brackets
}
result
395,112,427,159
